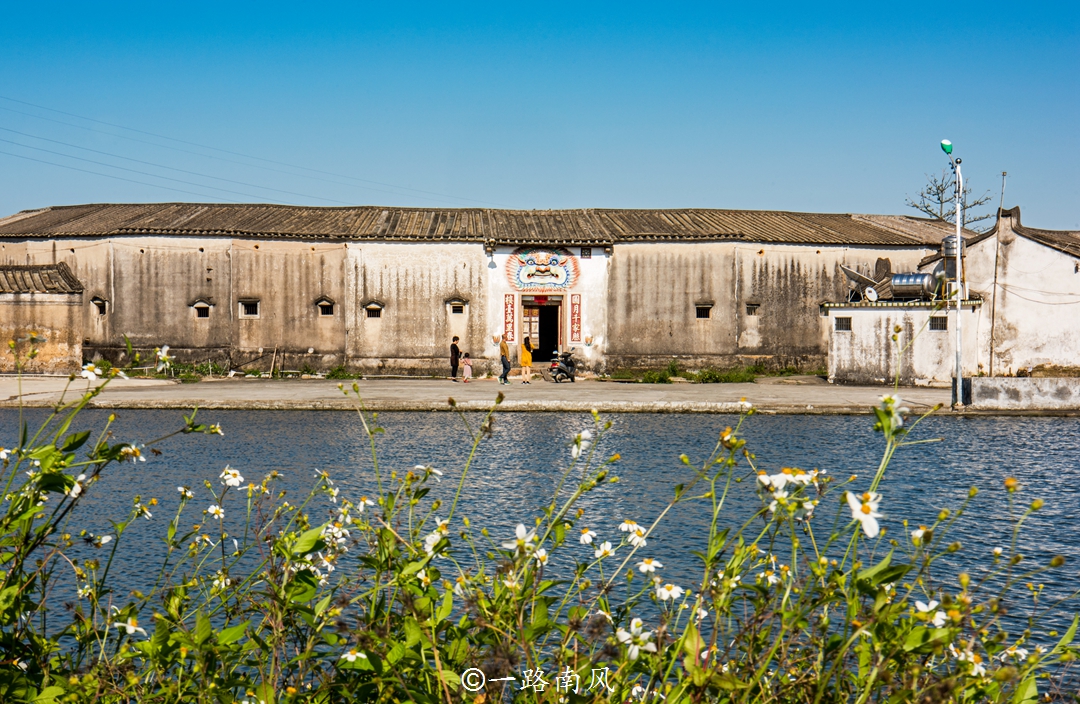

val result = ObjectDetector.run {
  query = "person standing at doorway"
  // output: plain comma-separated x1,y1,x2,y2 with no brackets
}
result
450,336,460,381
520,337,533,384
498,335,511,385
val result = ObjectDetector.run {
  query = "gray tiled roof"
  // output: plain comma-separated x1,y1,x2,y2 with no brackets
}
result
0,263,83,294
0,203,957,247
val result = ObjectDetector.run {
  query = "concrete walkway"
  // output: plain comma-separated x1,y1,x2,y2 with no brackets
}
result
0,374,951,414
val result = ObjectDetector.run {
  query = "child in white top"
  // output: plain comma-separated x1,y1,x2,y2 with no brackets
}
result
462,353,472,383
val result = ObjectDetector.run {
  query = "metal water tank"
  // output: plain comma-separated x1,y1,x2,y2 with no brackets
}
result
941,235,966,259
890,273,937,299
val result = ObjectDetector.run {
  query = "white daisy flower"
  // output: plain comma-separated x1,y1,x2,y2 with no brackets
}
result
340,648,368,663
178,486,194,499
81,363,104,381
594,541,615,559
615,617,657,660
656,583,684,601
618,519,639,532
845,491,882,538
628,528,648,548
207,504,225,520
154,346,173,372
220,467,244,487
534,548,549,566
113,616,147,636
66,474,87,498
579,527,597,544
637,558,662,573
501,524,537,555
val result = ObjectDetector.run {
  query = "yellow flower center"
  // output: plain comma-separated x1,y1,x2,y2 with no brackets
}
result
860,504,872,515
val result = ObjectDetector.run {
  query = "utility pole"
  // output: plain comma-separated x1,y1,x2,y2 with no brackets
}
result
941,140,964,409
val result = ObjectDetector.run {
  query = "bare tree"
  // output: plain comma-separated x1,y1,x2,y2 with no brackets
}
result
906,169,995,232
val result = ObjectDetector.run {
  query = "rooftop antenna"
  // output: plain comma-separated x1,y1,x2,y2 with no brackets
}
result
998,171,1007,213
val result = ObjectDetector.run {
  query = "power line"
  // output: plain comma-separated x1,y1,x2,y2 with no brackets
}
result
0,95,505,207
0,125,354,205
0,137,293,203
0,104,483,208
0,149,236,202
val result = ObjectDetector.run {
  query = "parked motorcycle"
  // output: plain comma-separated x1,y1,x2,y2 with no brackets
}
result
549,348,577,382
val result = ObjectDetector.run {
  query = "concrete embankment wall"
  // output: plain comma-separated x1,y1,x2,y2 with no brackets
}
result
969,377,1080,410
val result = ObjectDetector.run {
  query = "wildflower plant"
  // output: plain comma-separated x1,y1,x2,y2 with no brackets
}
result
0,338,1077,703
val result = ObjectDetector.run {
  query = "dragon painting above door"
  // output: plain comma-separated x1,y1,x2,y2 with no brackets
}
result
506,247,579,292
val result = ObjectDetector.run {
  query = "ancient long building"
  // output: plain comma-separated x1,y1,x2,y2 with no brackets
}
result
0,203,956,375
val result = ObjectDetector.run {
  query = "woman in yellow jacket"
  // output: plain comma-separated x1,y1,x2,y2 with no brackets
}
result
520,337,534,384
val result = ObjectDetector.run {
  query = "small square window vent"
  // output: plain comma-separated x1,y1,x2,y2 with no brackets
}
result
240,301,260,318
835,317,852,332
580,247,592,259
91,297,107,315
696,306,712,319
196,306,210,318
367,308,382,319
451,304,464,314
746,303,760,316
318,302,334,316
930,316,948,331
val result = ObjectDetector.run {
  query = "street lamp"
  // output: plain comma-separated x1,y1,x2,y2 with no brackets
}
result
941,139,964,409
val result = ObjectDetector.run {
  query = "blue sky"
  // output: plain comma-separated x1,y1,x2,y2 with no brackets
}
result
0,2,1076,228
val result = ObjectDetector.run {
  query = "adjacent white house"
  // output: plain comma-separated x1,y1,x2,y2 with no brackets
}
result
827,207,1080,386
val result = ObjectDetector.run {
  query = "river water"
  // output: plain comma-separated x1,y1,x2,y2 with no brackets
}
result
3,407,1078,636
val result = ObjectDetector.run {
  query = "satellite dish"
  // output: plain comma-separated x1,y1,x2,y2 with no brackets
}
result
865,287,879,302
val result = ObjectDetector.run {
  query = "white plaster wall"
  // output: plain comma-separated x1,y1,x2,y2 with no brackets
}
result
960,232,1080,374
828,306,979,386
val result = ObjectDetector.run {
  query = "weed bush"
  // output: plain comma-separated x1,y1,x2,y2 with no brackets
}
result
641,370,672,384
1,339,1077,702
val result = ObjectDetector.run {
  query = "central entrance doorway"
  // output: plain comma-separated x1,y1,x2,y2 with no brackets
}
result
522,296,562,363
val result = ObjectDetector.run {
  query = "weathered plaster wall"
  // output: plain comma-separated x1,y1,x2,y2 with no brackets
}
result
606,242,932,370
969,377,1080,410
0,293,83,373
346,243,489,375
827,305,979,386
958,226,1080,375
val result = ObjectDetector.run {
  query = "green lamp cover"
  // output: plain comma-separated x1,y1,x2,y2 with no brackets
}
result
940,140,953,154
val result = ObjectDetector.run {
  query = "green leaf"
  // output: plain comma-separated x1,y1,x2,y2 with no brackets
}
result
291,525,327,557
857,550,893,584
902,626,951,652
435,590,453,623
217,620,250,646
385,640,406,666
404,617,422,648
60,430,91,452
1012,676,1038,704
286,569,318,603
30,686,66,703
400,558,431,577
314,594,333,618
1053,614,1078,652
194,611,212,645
